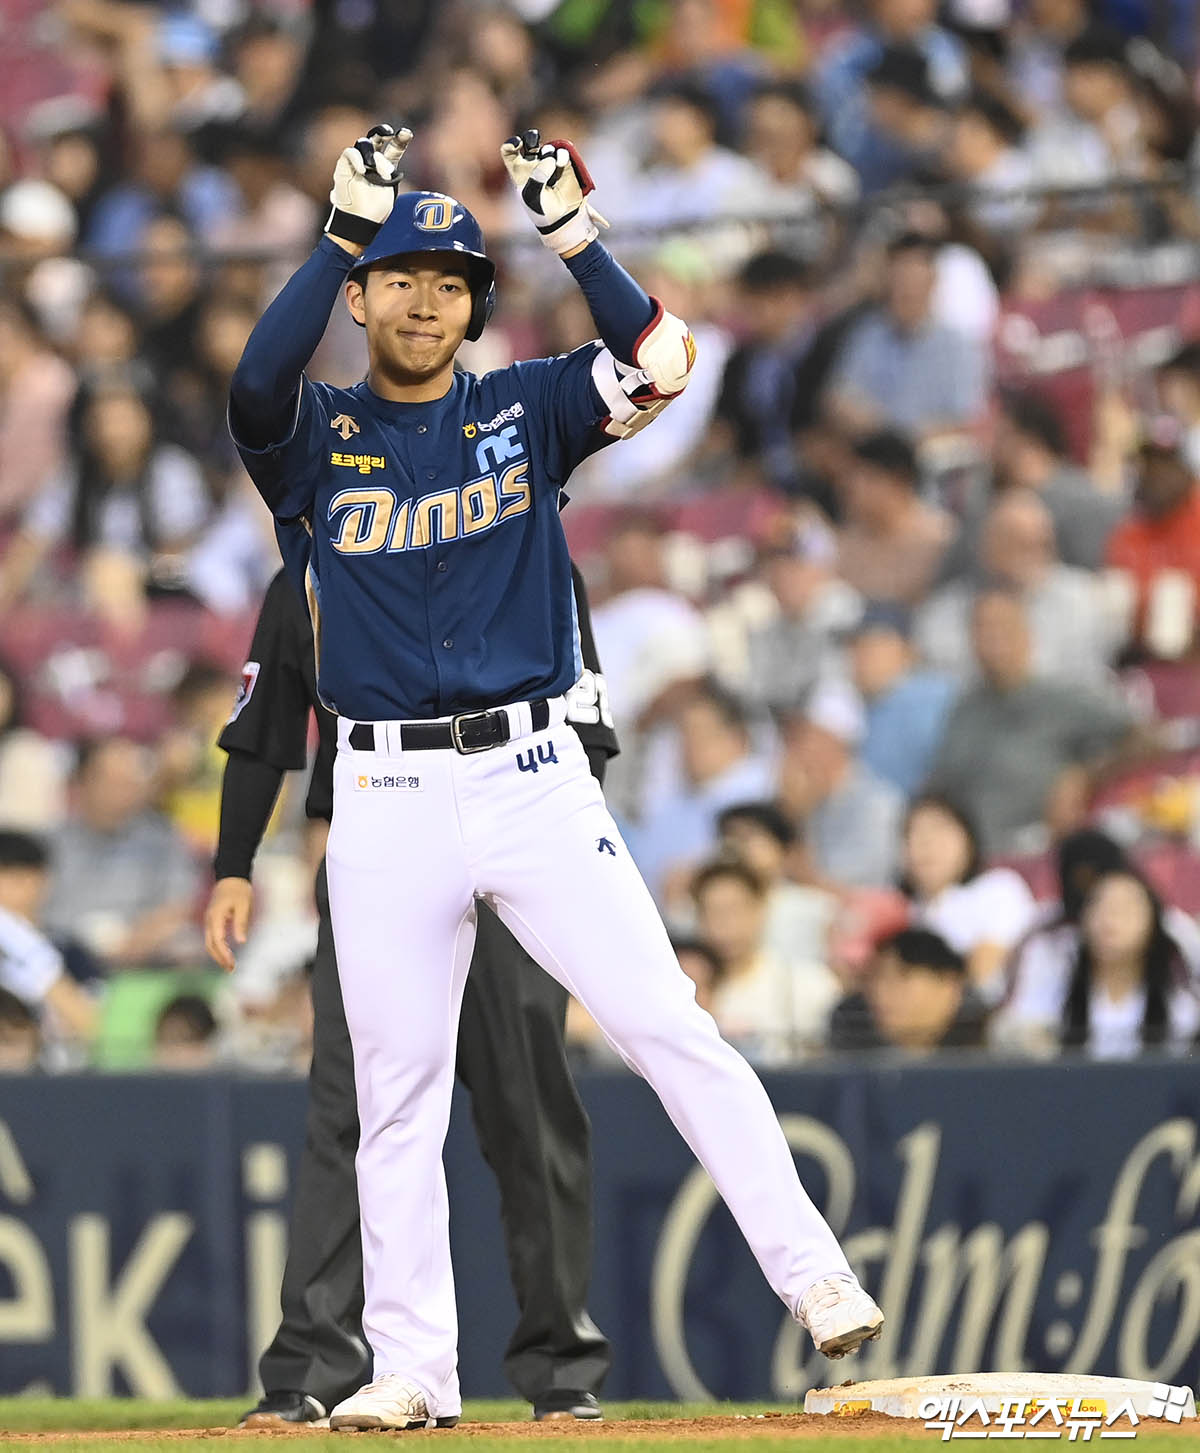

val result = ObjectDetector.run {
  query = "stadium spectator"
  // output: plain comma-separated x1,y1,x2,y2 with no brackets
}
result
0,295,75,524
926,589,1136,853
0,988,39,1073
671,935,726,1016
1006,0,1092,122
777,676,904,888
43,735,201,968
828,926,988,1053
900,795,1038,1002
691,857,838,1063
157,661,239,855
153,993,219,1071
994,830,1200,1053
135,213,209,381
1056,870,1200,1057
744,78,860,218
628,681,774,899
812,0,968,191
743,512,860,714
0,658,69,833
1156,342,1200,476
848,601,956,795
990,391,1126,572
715,801,836,971
591,515,711,735
710,250,828,494
864,45,953,187
826,233,987,439
0,830,98,1046
917,489,1123,683
944,90,1038,239
835,429,954,605
1106,416,1200,660
0,379,212,615
622,80,774,237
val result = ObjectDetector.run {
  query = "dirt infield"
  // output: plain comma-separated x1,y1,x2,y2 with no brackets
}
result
2,1413,1196,1444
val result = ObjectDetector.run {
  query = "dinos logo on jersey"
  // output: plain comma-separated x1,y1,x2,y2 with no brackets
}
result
463,401,524,439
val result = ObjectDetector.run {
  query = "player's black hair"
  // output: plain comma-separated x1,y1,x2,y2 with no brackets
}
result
999,389,1068,458
901,794,984,890
737,249,814,293
670,935,727,987
690,856,767,903
156,994,218,1043
876,927,966,977
0,831,49,873
1062,868,1178,1050
851,428,919,483
716,800,797,850
0,987,36,1031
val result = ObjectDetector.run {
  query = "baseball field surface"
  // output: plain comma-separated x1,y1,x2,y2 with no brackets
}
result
0,1401,1195,1453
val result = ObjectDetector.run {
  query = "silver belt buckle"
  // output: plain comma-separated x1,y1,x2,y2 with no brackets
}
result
451,709,498,754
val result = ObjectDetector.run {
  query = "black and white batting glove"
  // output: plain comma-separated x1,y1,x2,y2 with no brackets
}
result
325,123,412,247
501,129,609,256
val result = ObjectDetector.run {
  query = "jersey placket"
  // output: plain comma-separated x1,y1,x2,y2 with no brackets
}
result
405,414,453,712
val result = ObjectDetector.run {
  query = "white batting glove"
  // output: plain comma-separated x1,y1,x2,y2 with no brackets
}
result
501,129,609,256
325,123,413,247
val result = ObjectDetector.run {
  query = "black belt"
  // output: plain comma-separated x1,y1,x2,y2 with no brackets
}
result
348,700,550,755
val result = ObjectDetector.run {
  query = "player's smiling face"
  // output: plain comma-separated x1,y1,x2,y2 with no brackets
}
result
347,254,474,394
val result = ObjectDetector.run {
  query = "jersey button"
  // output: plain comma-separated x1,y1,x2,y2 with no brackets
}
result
436,561,447,573
442,638,454,649
417,424,428,434
426,469,437,479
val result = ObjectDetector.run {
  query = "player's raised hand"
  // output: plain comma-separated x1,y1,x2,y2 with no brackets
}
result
501,129,609,256
204,877,254,973
325,123,413,250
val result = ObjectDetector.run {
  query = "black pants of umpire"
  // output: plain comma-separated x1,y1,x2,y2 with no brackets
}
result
257,860,612,1411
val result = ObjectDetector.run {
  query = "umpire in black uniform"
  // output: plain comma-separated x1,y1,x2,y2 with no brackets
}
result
205,561,616,1426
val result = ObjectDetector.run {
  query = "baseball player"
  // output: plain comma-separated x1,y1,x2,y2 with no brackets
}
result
229,124,883,1431
207,559,614,1425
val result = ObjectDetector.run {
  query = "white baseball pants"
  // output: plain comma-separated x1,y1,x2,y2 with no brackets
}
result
325,700,851,1417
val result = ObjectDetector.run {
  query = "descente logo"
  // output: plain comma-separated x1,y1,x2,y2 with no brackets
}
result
463,401,524,439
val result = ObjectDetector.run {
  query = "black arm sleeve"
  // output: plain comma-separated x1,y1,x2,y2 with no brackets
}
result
213,751,288,880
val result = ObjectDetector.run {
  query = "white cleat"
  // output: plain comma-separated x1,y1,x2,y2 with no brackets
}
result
798,1274,885,1358
329,1375,460,1431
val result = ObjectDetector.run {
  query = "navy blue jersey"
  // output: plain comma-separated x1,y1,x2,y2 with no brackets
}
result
235,347,611,721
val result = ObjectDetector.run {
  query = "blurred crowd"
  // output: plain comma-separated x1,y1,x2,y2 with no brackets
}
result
0,0,1199,1074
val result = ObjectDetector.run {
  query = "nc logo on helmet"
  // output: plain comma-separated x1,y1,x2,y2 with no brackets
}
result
413,198,455,231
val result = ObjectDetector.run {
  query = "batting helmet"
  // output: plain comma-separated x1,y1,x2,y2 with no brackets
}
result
351,191,496,341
